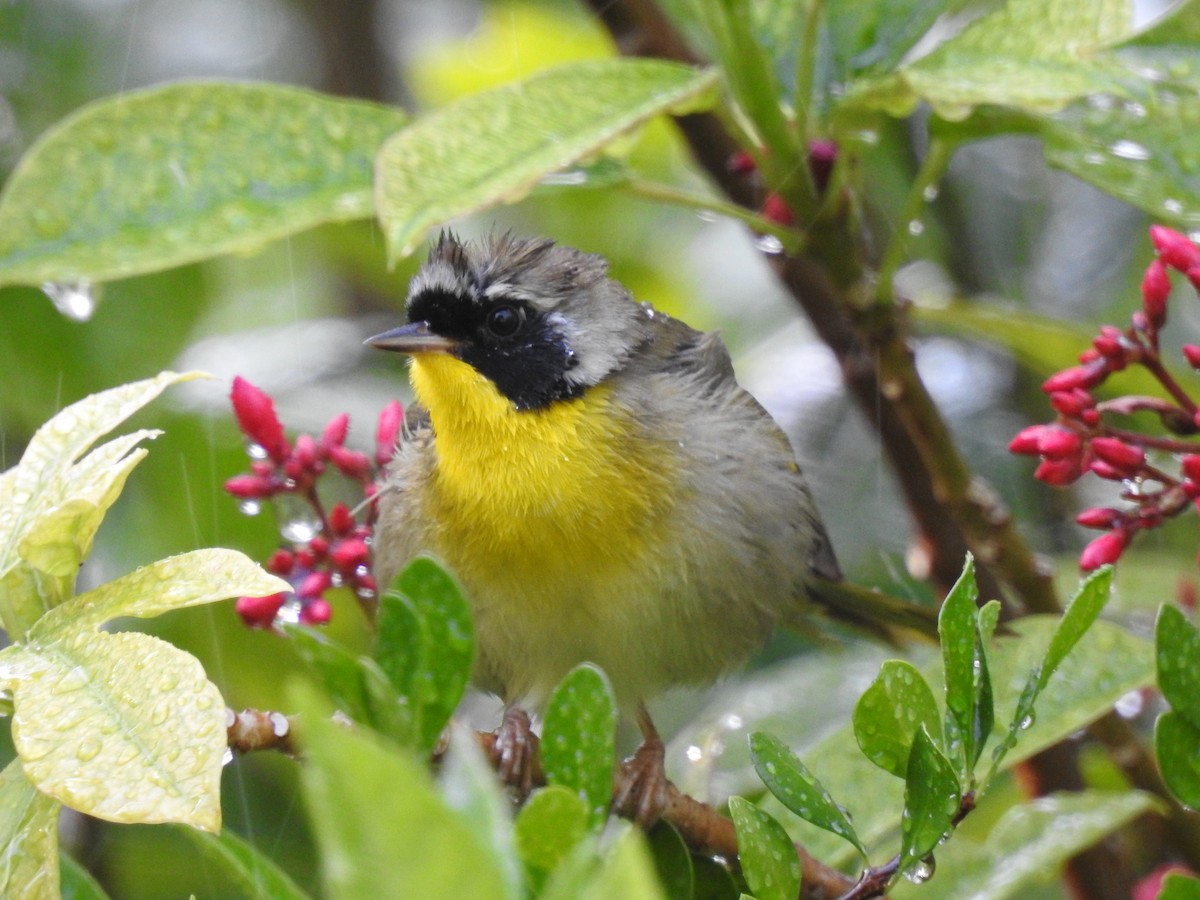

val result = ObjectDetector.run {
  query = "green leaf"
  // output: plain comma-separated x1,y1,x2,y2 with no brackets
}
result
579,825,666,900
286,626,412,743
388,558,473,753
1156,604,1200,729
59,852,110,900
1156,712,1200,810
883,0,1135,120
177,825,311,900
728,797,802,900
826,0,970,77
292,682,511,900
0,371,208,629
1160,872,1200,900
515,785,590,890
899,728,960,878
0,630,225,831
749,731,865,858
990,567,1114,775
374,586,422,702
854,661,943,779
892,790,1158,900
541,664,617,831
376,59,718,259
0,759,60,900
692,854,739,900
939,555,979,775
1040,85,1200,228
0,83,407,286
1111,0,1200,93
644,822,694,900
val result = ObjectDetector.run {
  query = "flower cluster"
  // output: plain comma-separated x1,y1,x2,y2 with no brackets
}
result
225,376,403,628
1011,226,1200,570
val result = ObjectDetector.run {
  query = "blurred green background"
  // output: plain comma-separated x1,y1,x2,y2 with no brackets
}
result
0,0,1189,895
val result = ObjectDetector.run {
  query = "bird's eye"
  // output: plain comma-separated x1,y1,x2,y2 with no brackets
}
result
486,305,523,337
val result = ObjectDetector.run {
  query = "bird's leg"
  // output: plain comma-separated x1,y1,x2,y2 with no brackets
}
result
491,705,539,796
612,702,670,828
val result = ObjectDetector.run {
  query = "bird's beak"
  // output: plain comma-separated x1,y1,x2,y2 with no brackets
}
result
365,321,456,354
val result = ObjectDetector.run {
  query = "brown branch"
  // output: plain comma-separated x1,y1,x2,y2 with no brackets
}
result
227,707,297,756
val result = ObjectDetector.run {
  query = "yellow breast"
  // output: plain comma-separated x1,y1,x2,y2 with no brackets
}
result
409,353,674,609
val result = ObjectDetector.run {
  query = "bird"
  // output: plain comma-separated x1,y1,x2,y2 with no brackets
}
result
367,232,918,819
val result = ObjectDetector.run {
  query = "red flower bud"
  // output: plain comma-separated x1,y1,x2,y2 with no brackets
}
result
331,538,370,572
1035,458,1081,486
329,503,356,536
1141,259,1171,329
1187,266,1200,293
230,377,289,463
355,573,377,598
1042,363,1105,394
1009,425,1048,455
1050,389,1094,418
236,592,287,628
807,139,838,194
1090,437,1146,473
294,434,320,469
761,193,795,227
1037,428,1082,461
321,413,350,449
1183,454,1200,483
375,401,404,468
1081,409,1101,427
224,474,275,498
295,549,316,569
1183,345,1200,369
1089,459,1126,480
1092,336,1122,359
307,536,329,559
727,150,757,175
1080,530,1128,571
297,571,332,599
1076,507,1122,529
267,549,295,575
1150,225,1200,271
300,597,332,625
329,445,372,480
1078,348,1102,363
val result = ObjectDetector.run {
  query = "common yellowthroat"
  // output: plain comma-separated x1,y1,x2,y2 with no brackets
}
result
368,233,896,813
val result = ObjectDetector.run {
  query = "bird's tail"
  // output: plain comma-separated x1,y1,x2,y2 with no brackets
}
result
803,578,940,646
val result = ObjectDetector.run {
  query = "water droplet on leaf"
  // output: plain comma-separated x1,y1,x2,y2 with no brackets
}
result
41,280,101,321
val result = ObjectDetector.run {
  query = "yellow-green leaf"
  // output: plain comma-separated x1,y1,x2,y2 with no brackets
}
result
0,759,60,900
0,83,408,287
375,59,717,260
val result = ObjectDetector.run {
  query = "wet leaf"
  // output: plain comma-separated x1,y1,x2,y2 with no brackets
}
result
178,825,310,900
939,556,980,775
0,83,407,286
541,664,616,831
376,59,717,259
826,0,971,78
854,660,943,780
0,760,60,900
899,728,960,877
1155,604,1200,730
644,821,694,900
1156,712,1200,810
750,731,865,858
729,797,802,900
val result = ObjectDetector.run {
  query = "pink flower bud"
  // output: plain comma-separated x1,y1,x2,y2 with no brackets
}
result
267,549,295,575
1035,458,1081,486
1081,409,1101,427
355,574,377,599
321,413,350,449
294,434,320,469
329,445,372,480
297,571,332,599
1187,266,1200,292
1089,459,1126,480
1076,507,1122,529
1042,363,1105,394
1092,336,1123,359
1050,389,1094,418
1141,259,1171,329
300,598,332,625
375,401,404,467
1150,225,1200,271
223,474,275,498
1183,345,1200,369
236,592,287,628
230,377,289,463
307,536,329,559
1078,348,1102,363
807,139,838,194
1009,425,1048,455
761,193,795,226
329,503,355,536
1080,530,1127,571
331,538,370,572
1090,437,1145,474
1183,454,1200,483
1037,428,1082,461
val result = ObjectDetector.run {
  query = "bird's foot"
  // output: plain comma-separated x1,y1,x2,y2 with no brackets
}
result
613,704,670,828
491,705,539,797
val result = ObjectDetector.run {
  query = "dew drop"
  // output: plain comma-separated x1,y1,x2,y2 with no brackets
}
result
905,855,936,883
41,280,101,322
75,738,102,762
1114,689,1144,719
1109,139,1151,161
907,219,925,236
922,184,939,202
246,442,268,460
273,597,303,627
1018,711,1036,731
755,234,784,255
238,499,262,517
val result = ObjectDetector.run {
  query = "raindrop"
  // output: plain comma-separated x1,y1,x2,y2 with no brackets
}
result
696,209,718,223
922,185,939,202
1114,689,1144,719
1164,198,1184,215
1018,711,1036,731
905,855,936,883
238,499,262,517
755,234,785,255
685,744,703,762
280,514,320,543
75,738,102,762
246,443,268,460
907,220,925,236
1109,139,1151,161
41,280,101,321
273,597,303,627
222,748,235,766
540,169,589,187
